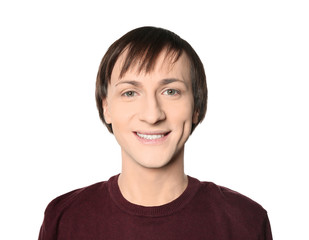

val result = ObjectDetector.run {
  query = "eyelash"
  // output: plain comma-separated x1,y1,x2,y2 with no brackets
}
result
122,91,137,98
162,89,180,96
121,89,180,98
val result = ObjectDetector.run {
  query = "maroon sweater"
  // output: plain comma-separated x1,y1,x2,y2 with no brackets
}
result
39,175,272,239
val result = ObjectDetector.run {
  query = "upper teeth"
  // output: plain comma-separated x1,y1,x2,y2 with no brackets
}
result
137,133,165,140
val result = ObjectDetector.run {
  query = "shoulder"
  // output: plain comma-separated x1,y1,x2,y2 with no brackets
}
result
190,179,272,239
198,181,269,227
39,180,108,239
45,180,108,214
200,181,266,212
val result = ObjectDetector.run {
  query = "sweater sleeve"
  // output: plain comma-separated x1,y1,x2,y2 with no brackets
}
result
38,200,61,240
263,213,273,240
38,189,82,240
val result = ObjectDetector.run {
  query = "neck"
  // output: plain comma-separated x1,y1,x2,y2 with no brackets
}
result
118,149,188,206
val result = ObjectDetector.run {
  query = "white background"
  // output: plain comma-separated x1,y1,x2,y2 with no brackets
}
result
0,0,308,239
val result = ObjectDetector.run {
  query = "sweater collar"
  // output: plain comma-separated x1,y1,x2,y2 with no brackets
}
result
108,174,200,217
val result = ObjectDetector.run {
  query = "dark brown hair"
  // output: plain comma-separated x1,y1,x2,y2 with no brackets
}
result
95,26,207,133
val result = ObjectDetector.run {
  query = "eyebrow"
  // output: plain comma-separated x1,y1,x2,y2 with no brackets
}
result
115,80,141,87
115,78,187,87
159,78,187,86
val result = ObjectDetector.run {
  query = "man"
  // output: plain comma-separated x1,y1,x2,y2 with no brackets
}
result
39,26,272,239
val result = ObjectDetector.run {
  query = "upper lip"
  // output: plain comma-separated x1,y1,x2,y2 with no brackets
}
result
134,131,171,135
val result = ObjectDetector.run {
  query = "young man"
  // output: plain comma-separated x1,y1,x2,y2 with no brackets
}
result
39,27,272,239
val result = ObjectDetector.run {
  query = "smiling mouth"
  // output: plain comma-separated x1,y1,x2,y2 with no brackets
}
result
135,132,170,141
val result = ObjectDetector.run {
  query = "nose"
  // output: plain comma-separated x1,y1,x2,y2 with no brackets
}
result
139,95,166,124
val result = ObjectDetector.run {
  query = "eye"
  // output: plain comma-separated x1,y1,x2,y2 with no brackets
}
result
163,89,179,96
122,90,137,97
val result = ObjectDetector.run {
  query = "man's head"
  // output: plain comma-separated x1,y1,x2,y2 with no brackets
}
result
96,26,207,134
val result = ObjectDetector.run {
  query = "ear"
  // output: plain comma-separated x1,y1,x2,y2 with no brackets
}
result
192,111,199,124
102,98,112,124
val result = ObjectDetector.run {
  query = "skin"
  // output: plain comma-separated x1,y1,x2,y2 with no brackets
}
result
103,50,198,206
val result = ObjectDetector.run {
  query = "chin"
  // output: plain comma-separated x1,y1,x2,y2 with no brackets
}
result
135,158,171,169
135,150,181,170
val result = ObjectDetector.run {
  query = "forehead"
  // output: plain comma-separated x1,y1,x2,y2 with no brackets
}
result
111,49,191,82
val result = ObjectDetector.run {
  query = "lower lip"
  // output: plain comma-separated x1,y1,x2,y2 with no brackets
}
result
134,132,170,145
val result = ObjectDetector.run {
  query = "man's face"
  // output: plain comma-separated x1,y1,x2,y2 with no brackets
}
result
103,50,198,169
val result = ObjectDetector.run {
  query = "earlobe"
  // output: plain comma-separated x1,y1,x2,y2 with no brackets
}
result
102,99,112,124
193,111,199,124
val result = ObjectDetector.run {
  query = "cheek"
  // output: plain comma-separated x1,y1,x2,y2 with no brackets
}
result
166,100,194,124
109,101,137,126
